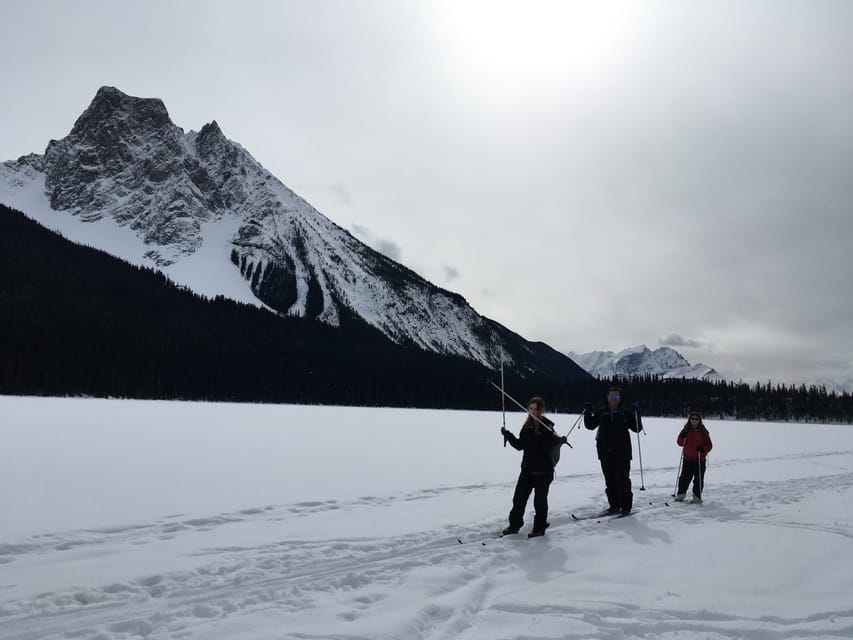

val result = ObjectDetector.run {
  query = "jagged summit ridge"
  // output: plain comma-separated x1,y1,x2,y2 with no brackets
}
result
29,87,229,262
72,86,172,136
0,87,589,382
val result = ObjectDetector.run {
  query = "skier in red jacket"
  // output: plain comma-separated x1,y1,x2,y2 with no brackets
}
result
675,411,713,502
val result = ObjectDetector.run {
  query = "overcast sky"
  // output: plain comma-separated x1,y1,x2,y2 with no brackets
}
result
2,0,852,390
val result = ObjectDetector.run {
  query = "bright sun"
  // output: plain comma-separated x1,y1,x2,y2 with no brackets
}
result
434,0,637,82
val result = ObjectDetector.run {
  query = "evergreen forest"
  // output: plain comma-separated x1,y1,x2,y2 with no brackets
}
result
2,204,850,422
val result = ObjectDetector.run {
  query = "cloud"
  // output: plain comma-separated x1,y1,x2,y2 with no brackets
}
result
376,239,402,261
350,224,402,262
329,182,352,206
443,265,459,283
2,1,851,391
659,334,713,350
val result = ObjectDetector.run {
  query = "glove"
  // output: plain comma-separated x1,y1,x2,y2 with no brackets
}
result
501,427,510,437
583,402,593,416
560,435,568,444
697,445,705,453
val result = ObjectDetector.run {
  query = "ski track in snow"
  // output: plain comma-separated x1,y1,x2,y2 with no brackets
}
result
2,450,853,640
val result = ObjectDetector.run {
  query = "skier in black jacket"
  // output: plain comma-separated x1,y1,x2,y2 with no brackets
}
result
583,386,642,515
501,396,566,537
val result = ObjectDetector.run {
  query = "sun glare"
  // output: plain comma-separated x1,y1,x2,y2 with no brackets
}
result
435,0,636,84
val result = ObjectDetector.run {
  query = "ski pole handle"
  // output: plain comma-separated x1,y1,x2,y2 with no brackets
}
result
634,406,646,434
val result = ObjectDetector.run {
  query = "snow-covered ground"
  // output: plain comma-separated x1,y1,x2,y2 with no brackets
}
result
1,396,852,639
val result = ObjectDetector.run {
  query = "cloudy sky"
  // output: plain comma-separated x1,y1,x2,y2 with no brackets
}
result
2,0,852,389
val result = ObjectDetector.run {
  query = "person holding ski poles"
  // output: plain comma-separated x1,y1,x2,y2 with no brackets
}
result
675,411,713,502
501,396,566,538
583,386,642,516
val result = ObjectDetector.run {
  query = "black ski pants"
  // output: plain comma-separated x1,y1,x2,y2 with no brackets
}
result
600,458,633,512
677,459,707,497
508,470,553,532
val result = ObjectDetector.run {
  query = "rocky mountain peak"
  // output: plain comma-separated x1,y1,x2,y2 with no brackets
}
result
72,86,173,137
195,120,235,163
32,88,226,261
198,120,223,138
0,87,591,384
40,86,191,220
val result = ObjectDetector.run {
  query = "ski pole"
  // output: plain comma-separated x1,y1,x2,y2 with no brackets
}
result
486,380,573,448
500,360,507,447
565,412,584,438
635,407,645,491
672,452,683,498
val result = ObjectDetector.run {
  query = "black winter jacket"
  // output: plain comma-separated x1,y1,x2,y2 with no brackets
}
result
584,408,642,462
504,424,560,473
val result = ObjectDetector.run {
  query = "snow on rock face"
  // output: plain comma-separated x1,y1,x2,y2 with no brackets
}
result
39,86,215,263
1,87,586,379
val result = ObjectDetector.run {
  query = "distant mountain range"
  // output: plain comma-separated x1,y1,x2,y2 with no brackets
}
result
0,86,587,385
568,345,721,381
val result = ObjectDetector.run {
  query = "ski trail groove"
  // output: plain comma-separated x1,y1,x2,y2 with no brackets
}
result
2,450,852,639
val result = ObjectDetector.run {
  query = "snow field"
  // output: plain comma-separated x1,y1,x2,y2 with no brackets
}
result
1,396,852,639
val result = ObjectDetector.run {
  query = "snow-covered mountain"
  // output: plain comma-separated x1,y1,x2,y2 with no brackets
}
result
568,345,721,381
0,87,586,382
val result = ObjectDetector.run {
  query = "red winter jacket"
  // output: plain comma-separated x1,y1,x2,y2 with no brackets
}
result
677,427,713,462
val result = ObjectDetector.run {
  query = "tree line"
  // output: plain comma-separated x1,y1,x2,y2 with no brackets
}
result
2,203,850,422
548,375,852,424
1,203,561,409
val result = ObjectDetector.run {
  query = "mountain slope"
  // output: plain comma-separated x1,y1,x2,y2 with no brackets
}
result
0,86,588,383
0,203,536,408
